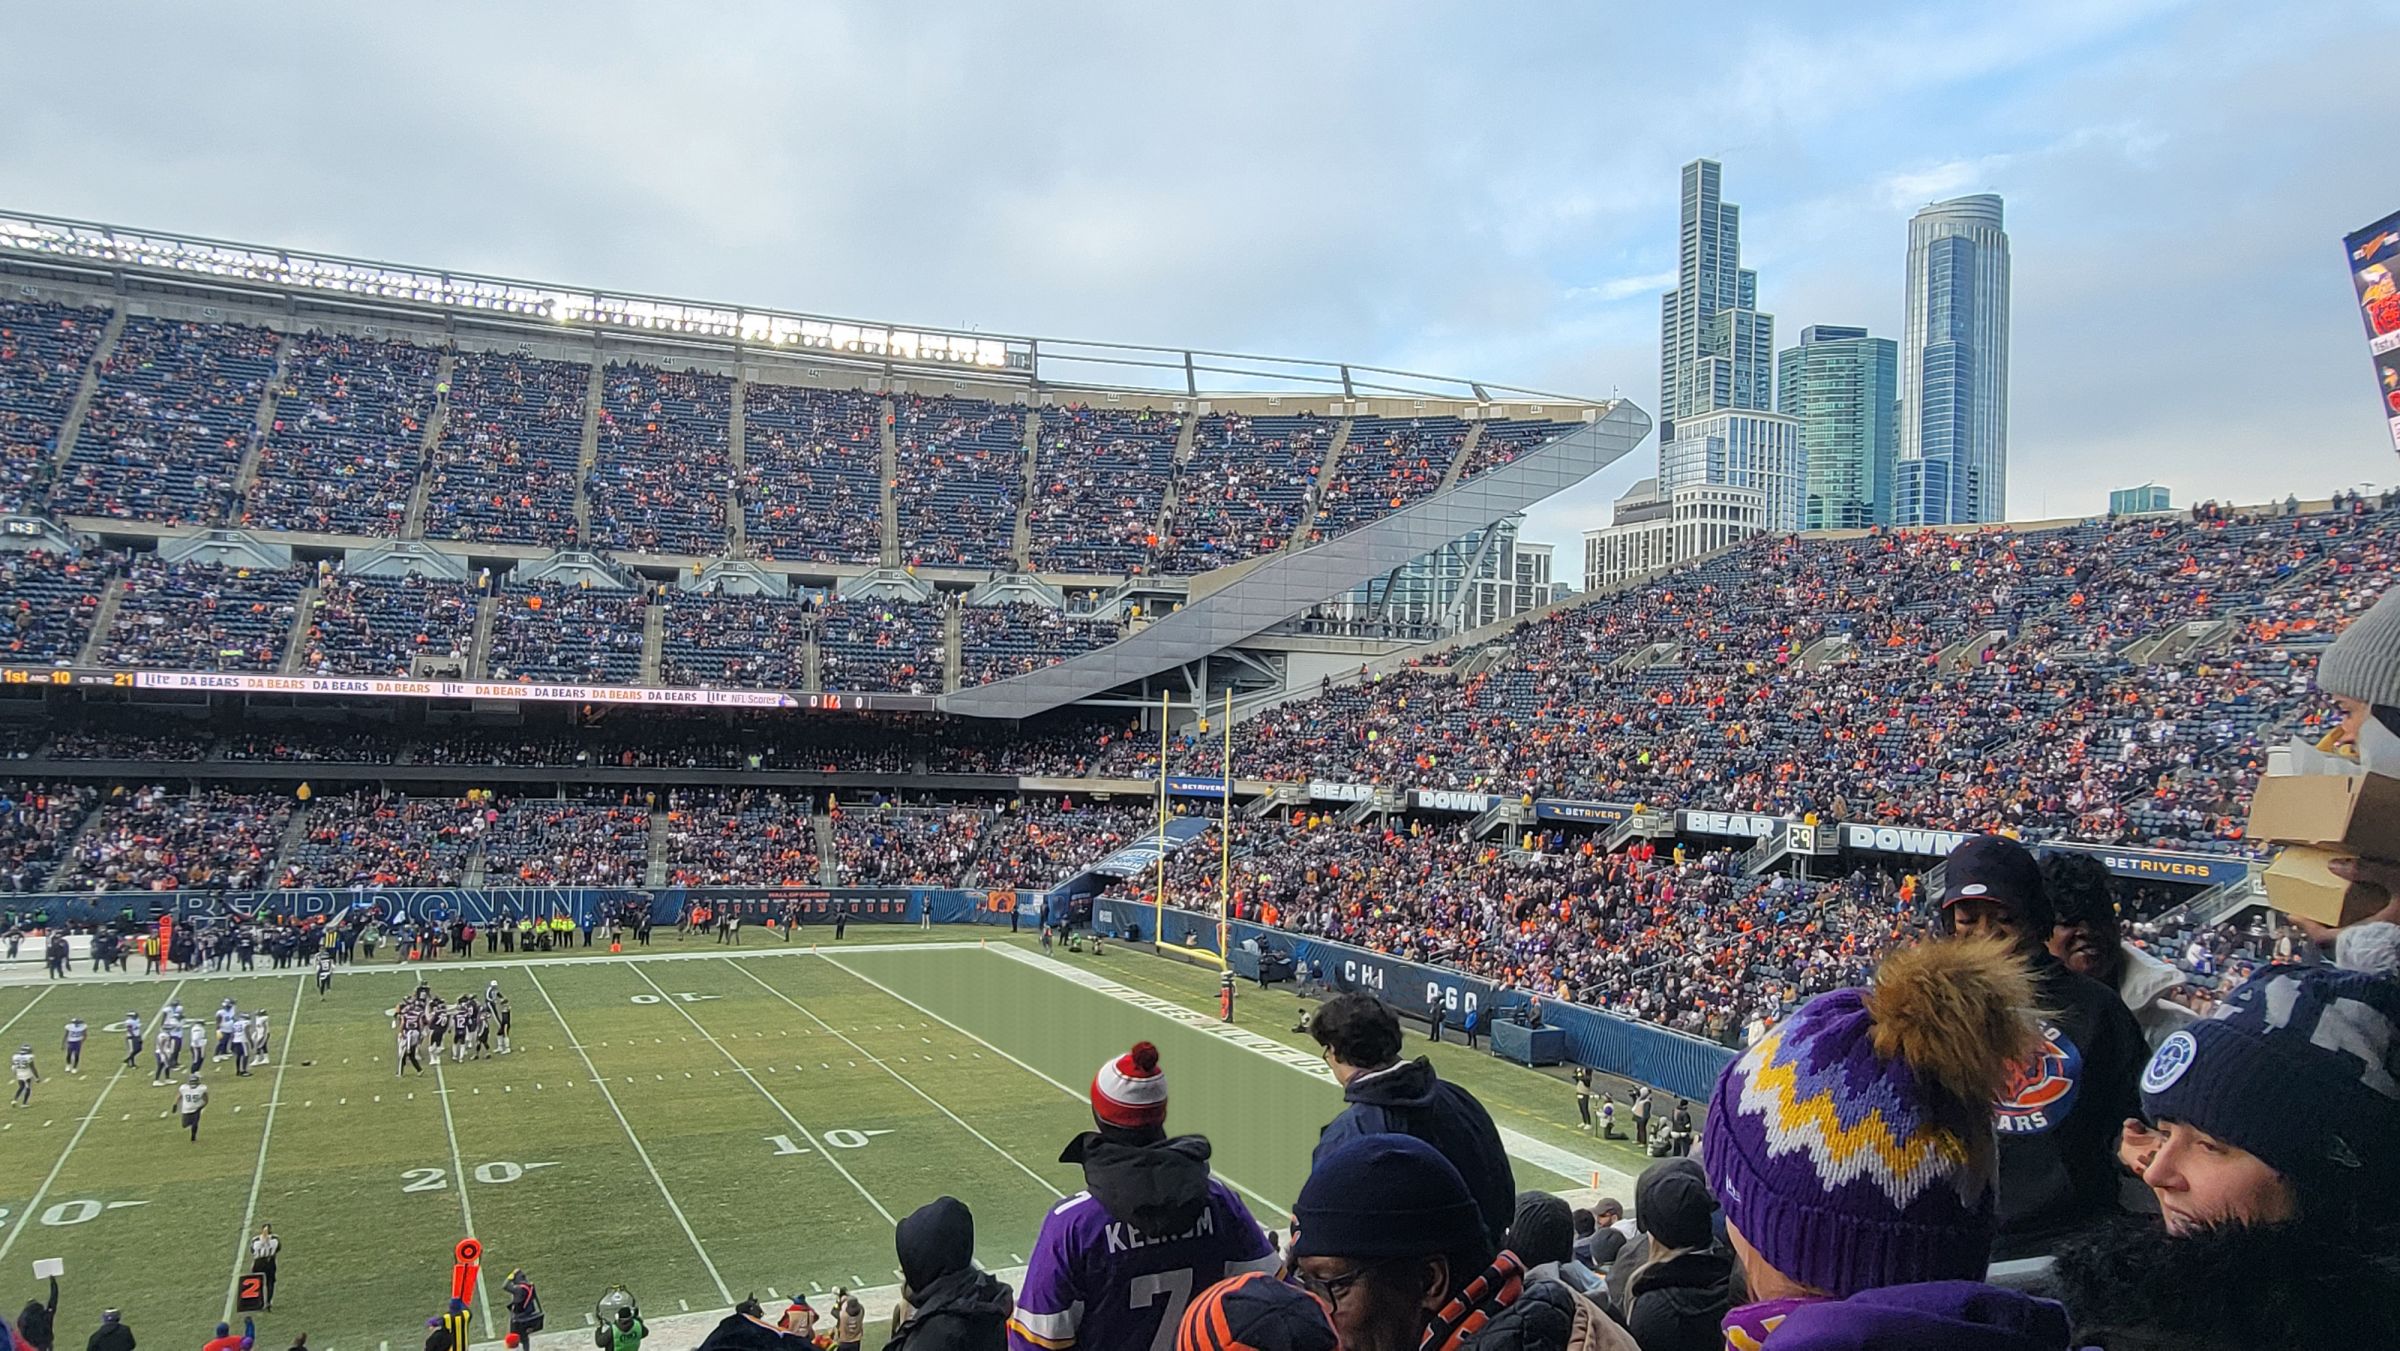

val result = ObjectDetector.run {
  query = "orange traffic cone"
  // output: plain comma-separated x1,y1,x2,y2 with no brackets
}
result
610,941,622,953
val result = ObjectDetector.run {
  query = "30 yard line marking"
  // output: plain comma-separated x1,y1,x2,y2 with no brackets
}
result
816,955,1292,1215
627,964,895,1225
225,973,309,1321
723,960,1062,1199
0,980,185,1266
525,968,733,1305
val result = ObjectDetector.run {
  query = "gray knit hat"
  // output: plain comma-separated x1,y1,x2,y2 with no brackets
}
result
2319,585,2400,708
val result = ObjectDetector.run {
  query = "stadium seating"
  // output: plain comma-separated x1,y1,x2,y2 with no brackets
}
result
0,299,110,512
662,787,819,886
485,581,647,685
740,383,883,564
1308,415,1468,537
276,791,489,887
423,351,589,545
893,394,1026,569
300,571,481,676
97,556,310,673
0,780,96,891
588,362,733,555
1455,417,1580,481
55,316,281,524
482,796,650,886
0,547,116,663
1157,413,1328,573
958,602,1117,685
52,784,293,891
659,589,813,689
1026,404,1178,573
242,333,444,536
818,597,943,693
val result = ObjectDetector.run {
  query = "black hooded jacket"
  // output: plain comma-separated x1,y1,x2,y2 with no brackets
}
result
1991,951,2146,1256
1620,1248,1737,1351
891,1196,1012,1351
2051,1214,2400,1348
1061,1131,1215,1237
1315,1058,1516,1250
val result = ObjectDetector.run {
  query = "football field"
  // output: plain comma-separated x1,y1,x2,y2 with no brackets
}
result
0,935,1634,1351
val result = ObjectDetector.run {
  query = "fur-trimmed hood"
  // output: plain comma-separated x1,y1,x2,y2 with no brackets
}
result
2051,1215,2400,1348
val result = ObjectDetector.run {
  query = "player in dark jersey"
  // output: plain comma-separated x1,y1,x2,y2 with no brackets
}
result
490,989,513,1055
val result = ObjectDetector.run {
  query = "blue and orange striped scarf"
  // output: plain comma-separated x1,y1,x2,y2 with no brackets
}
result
1419,1251,1526,1351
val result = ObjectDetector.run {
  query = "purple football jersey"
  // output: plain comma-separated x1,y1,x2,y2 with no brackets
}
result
1007,1180,1275,1351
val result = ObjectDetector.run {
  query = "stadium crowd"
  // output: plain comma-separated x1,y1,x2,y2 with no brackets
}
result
241,332,443,536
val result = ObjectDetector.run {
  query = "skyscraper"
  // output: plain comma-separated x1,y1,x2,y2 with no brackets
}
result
1658,160,1800,528
1659,159,1775,442
1778,324,1898,529
1897,194,2010,525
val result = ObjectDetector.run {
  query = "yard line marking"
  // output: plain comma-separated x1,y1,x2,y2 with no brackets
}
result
430,1053,497,1339
0,939,984,991
225,975,309,1321
725,960,1062,1198
525,968,734,1305
817,955,1297,1214
0,987,53,1040
627,964,895,1225
0,980,184,1266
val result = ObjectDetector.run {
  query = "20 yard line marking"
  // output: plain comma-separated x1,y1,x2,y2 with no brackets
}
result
0,980,185,1266
723,960,1062,1199
627,964,895,1224
525,968,734,1305
431,1037,498,1336
816,956,1290,1215
224,974,309,1321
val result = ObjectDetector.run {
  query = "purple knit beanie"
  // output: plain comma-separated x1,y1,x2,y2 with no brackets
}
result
1703,937,2039,1298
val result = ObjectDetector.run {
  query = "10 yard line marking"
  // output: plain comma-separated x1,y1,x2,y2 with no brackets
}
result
816,955,1290,1216
431,1030,497,1337
224,974,309,1321
722,959,1063,1199
627,964,896,1225
0,980,185,1266
525,968,734,1306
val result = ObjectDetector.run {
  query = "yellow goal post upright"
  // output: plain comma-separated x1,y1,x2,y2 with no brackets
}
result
1152,687,1230,972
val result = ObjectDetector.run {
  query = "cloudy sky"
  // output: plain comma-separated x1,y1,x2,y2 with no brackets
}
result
2,1,2390,562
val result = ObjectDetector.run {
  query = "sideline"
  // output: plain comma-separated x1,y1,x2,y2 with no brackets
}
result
0,938,988,989
988,944,1638,1195
464,1264,1031,1351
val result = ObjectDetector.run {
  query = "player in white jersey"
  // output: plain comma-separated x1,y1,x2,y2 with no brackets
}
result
154,1017,182,1083
215,999,240,1059
11,1044,37,1106
229,1013,253,1077
248,1009,270,1066
315,951,334,997
62,1017,86,1072
177,1071,209,1141
489,988,512,1055
189,1013,208,1073
123,1010,144,1068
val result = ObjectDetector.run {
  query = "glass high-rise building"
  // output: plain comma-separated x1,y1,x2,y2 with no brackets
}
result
1778,325,1897,530
1897,194,2010,525
1659,159,1775,445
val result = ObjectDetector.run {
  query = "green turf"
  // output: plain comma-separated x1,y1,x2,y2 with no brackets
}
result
0,931,1646,1350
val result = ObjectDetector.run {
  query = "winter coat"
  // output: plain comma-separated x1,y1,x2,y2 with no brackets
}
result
2115,943,2196,1050
887,1268,1014,1351
1316,1058,1516,1250
1991,954,2146,1258
2051,1215,2400,1348
83,1325,133,1351
503,1277,544,1334
1455,1279,1635,1351
1621,1247,1737,1351
1755,1281,2076,1350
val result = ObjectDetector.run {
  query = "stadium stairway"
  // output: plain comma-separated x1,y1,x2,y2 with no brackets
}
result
1281,416,1353,555
939,401,1648,719
403,352,457,539
941,601,962,692
1151,409,1199,555
878,394,901,567
48,304,125,469
466,595,499,678
573,362,605,545
270,798,316,880
641,603,666,684
813,811,837,885
231,333,296,499
74,578,126,667
1010,406,1040,569
278,582,321,672
645,811,671,886
463,834,490,887
1434,422,1485,494
726,375,747,554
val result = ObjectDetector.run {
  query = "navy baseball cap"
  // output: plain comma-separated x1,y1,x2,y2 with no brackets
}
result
1938,836,2050,922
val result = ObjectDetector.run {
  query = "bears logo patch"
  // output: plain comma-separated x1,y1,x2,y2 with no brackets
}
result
1996,1022,2084,1135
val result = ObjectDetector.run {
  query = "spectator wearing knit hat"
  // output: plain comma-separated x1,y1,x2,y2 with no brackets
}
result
1614,1159,1739,1351
2311,582,2400,935
1937,835,2146,1257
1307,993,1516,1252
2051,931,2400,1346
1009,1042,1276,1351
1174,1271,1335,1351
1703,936,2080,1345
1289,1134,1633,1351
